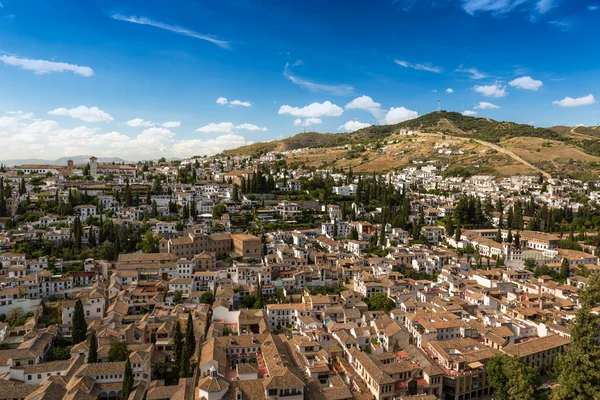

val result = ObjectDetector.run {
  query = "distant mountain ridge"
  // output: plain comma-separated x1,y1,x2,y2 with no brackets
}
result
0,155,129,167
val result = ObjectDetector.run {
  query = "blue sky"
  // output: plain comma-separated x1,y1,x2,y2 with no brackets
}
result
0,0,599,160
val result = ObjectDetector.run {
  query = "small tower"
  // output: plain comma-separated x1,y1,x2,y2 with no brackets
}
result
89,156,98,177
67,159,74,169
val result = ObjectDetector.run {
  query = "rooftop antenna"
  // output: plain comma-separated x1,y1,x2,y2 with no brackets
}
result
438,99,441,112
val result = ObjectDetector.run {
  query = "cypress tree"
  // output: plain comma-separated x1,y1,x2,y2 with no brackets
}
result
72,299,87,344
173,320,183,366
185,313,196,355
113,234,121,261
88,332,98,363
89,228,96,248
121,359,134,400
454,225,462,243
180,343,191,378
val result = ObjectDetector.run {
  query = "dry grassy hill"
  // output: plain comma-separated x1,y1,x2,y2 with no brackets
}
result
225,111,600,180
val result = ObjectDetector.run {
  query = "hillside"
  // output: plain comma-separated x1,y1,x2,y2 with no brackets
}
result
228,111,570,156
225,126,396,156
226,111,600,180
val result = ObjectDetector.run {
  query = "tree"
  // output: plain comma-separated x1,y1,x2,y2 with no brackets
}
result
487,354,510,400
179,343,191,378
559,258,570,281
173,320,183,367
151,200,158,218
185,313,196,355
366,293,395,313
454,225,462,243
71,299,87,344
199,292,214,305
7,307,23,326
73,217,82,251
240,294,257,309
173,290,183,304
138,231,161,253
254,282,266,309
121,359,134,400
487,354,541,400
495,228,502,243
108,340,130,362
524,258,537,271
88,332,98,363
212,203,227,219
232,184,240,202
551,274,600,400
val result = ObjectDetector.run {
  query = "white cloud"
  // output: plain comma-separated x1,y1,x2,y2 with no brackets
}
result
229,100,251,107
461,0,551,15
462,110,478,116
338,120,372,132
552,94,596,107
196,122,267,133
110,13,230,49
278,101,344,118
456,66,486,79
509,76,543,91
385,107,419,124
294,118,322,127
236,123,268,131
446,88,454,93
474,83,507,98
589,5,599,11
536,0,554,13
48,106,114,122
394,59,442,73
216,97,251,107
126,118,181,128
0,55,93,77
548,20,570,31
474,102,500,109
345,95,382,117
283,62,354,96
0,111,246,160
171,134,251,158
126,118,154,127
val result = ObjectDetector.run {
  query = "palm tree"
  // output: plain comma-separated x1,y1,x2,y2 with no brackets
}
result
7,307,24,326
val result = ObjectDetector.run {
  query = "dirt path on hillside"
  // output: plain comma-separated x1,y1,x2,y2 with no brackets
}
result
414,132,553,180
